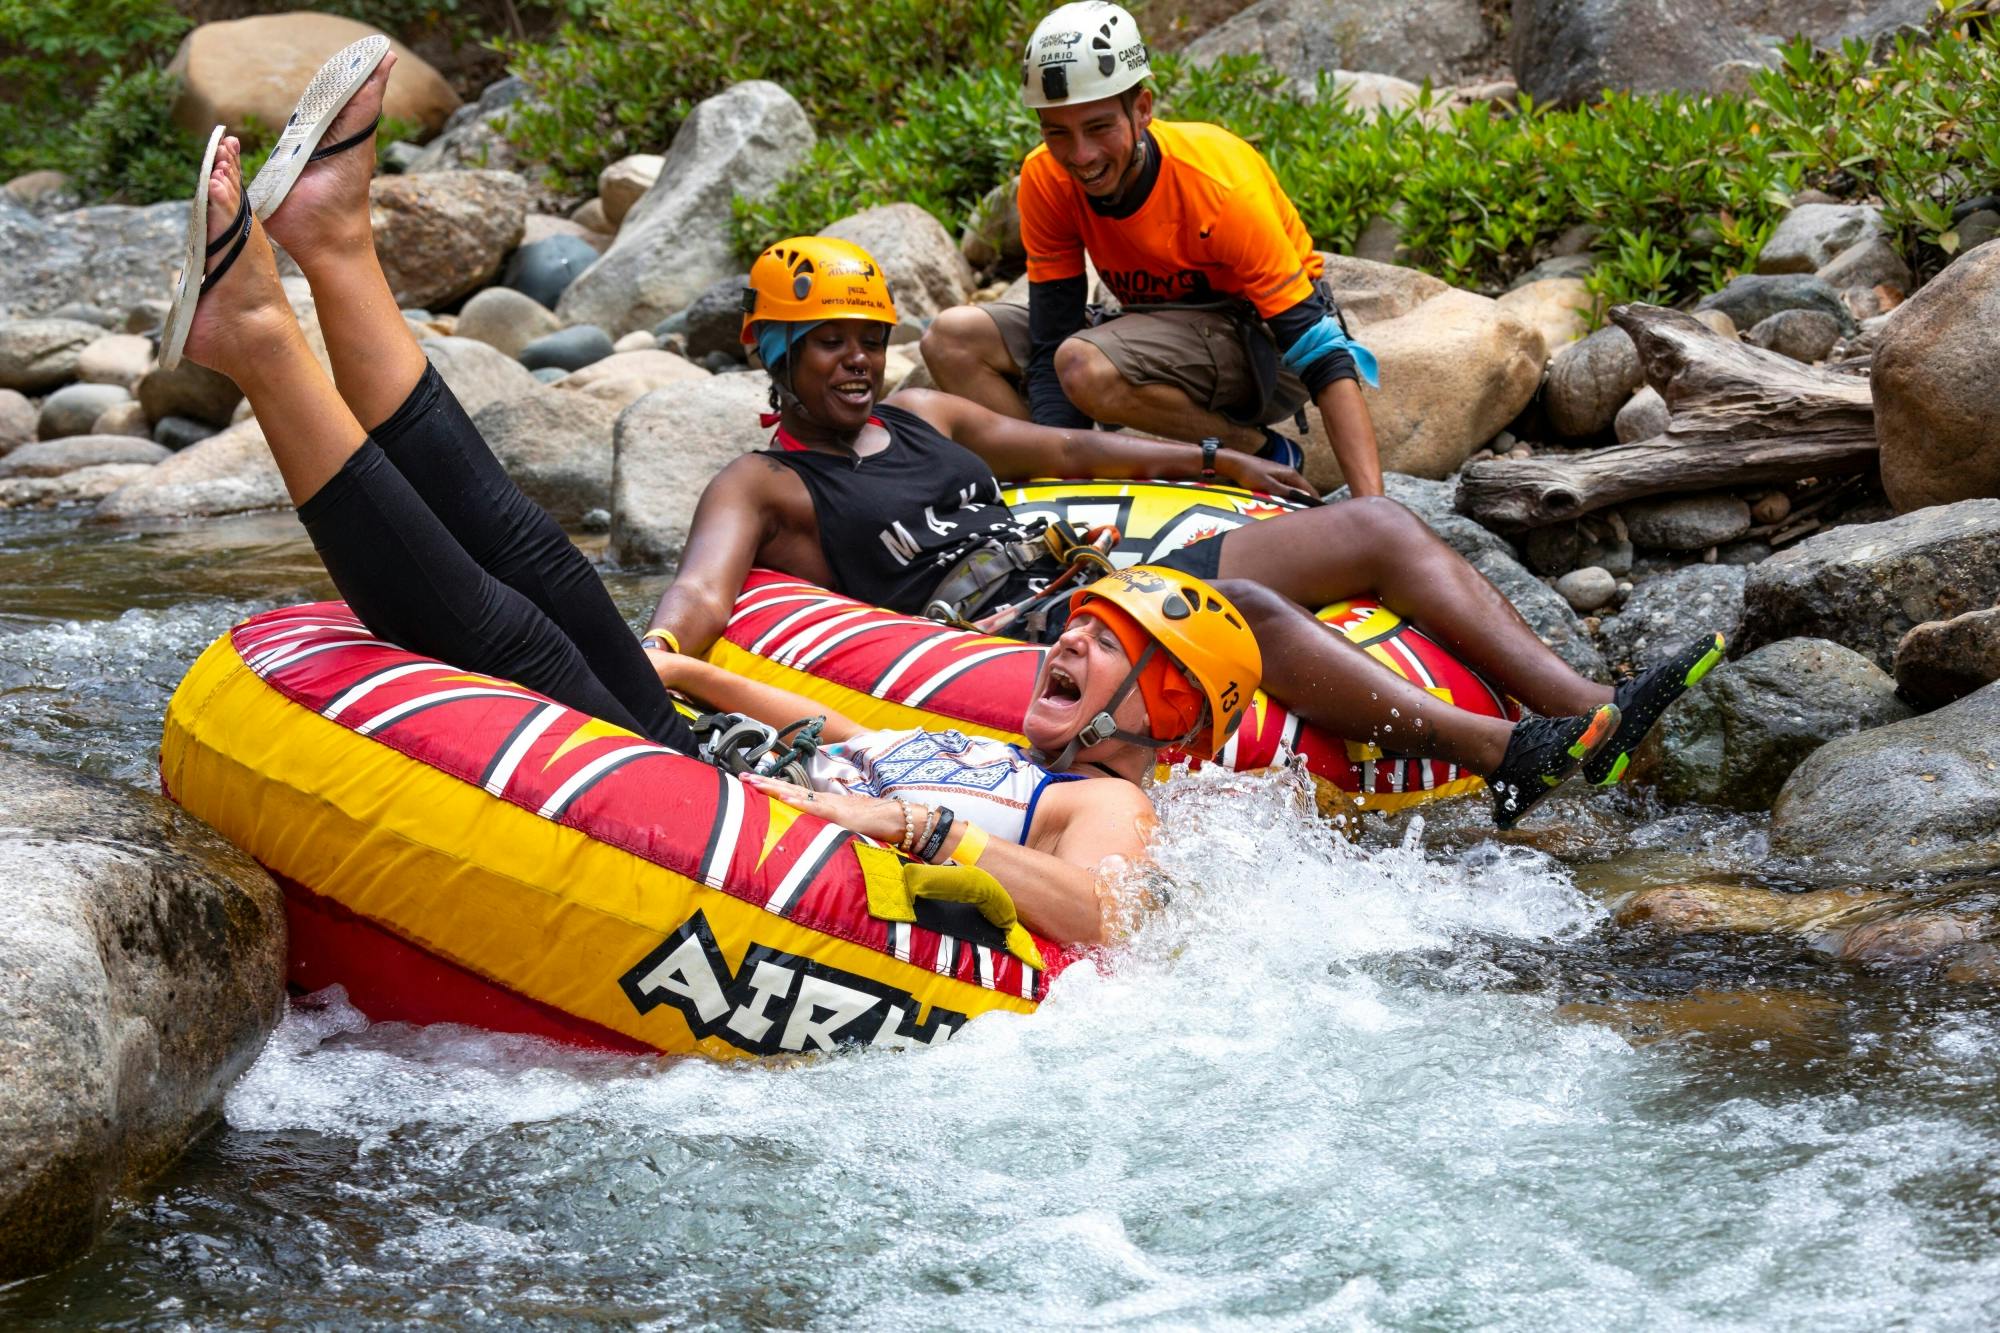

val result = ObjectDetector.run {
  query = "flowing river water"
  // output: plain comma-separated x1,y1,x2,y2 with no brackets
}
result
2,509,1996,1328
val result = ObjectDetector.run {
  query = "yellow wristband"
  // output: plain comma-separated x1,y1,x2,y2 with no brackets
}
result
640,629,680,655
952,822,990,868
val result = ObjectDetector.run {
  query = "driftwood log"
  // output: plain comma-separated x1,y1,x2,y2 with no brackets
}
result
1454,304,1878,531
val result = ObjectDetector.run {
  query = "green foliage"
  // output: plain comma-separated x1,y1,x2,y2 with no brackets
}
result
501,0,1039,193
68,66,206,205
0,0,191,181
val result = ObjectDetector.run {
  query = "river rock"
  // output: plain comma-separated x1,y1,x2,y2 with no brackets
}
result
419,336,539,417
1744,308,1841,364
0,435,167,479
960,176,1024,273
1656,637,1913,810
553,349,708,410
0,199,187,321
1893,608,2000,710
1555,566,1617,612
613,331,657,354
4,170,74,212
1756,204,1887,275
47,302,118,329
92,400,151,439
1185,0,1497,88
1511,0,1931,105
677,276,753,364
1613,385,1669,444
1494,277,1594,359
1740,499,2000,667
822,203,975,325
0,462,157,510
1316,254,1449,326
92,418,286,522
519,325,614,374
558,81,814,337
0,318,103,393
152,416,216,451
1468,543,1608,681
471,389,623,523
599,154,664,229
1873,241,2000,512
136,357,242,430
452,286,563,359
522,212,610,253
501,235,603,311
370,171,528,311
0,752,284,1283
1696,273,1854,335
610,374,776,566
1599,564,1746,673
1326,472,1517,565
36,384,132,442
1620,493,1751,551
404,76,534,182
74,334,154,391
1817,237,1911,293
0,389,33,450
167,14,457,141
1303,288,1546,489
1544,323,1641,439
1770,681,2000,884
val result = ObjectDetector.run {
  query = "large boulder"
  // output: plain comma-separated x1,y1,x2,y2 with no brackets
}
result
1494,277,1594,360
471,389,623,524
553,349,709,411
1656,638,1912,810
1769,681,2000,884
449,287,563,360
419,336,539,417
136,357,242,430
1756,204,1887,275
0,318,103,393
91,418,286,522
557,82,814,336
1873,241,2000,512
36,384,133,442
0,752,284,1281
1598,564,1746,674
0,435,166,479
1316,254,1448,326
1511,0,1932,106
1740,499,2000,668
369,171,529,311
1543,323,1641,439
1303,288,1545,488
1894,607,2000,710
0,198,187,322
821,204,975,325
610,374,775,567
167,13,458,141
1186,0,1498,88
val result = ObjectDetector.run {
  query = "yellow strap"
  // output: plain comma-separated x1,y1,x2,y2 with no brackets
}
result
860,852,1046,972
641,628,680,655
952,822,990,869
857,843,916,923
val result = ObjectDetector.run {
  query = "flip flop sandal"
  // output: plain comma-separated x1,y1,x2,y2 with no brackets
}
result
160,125,253,372
244,33,391,222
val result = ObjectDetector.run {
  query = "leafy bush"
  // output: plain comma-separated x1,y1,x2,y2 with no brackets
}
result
67,66,207,205
0,0,191,183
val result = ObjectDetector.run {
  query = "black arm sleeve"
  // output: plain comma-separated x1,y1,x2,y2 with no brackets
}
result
1024,275,1095,429
1266,288,1358,398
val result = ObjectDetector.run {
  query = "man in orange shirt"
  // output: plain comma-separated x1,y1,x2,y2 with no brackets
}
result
920,0,1384,493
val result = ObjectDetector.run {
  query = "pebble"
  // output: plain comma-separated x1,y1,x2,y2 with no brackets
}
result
152,416,217,451
1749,490,1791,525
1621,493,1752,551
74,333,154,390
1556,565,1618,612
530,366,569,384
503,236,603,311
90,401,151,438
0,388,34,450
518,325,614,374
37,383,131,441
613,330,658,353
1745,309,1842,363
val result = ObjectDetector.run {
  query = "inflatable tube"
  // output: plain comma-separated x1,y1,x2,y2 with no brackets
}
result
162,606,1071,1060
706,478,1516,815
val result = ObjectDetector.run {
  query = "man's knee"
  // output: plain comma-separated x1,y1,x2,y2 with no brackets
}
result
1052,337,1123,413
920,305,1003,384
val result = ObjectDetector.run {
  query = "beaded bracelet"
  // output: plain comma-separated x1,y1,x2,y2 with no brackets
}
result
894,798,915,854
914,805,939,859
918,806,956,863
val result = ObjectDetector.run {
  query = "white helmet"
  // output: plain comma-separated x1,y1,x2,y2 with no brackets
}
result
1021,1,1151,109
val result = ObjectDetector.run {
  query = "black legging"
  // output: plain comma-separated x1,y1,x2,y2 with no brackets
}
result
295,363,698,753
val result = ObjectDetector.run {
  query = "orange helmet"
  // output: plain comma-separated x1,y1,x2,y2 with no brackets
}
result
740,236,898,343
1067,565,1262,759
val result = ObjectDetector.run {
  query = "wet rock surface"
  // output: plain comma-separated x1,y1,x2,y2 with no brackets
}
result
1894,607,2000,710
610,374,775,567
1873,241,2000,512
1598,563,1745,673
471,388,623,524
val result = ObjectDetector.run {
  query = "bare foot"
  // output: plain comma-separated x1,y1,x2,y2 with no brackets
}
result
182,137,303,383
262,51,397,266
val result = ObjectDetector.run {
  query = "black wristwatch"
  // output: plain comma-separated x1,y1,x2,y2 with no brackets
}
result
1199,437,1219,482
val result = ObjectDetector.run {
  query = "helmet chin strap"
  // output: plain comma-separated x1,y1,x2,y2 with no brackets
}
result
1039,643,1206,772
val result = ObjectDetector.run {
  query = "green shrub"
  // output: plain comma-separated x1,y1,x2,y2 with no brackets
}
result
67,65,206,205
0,0,190,182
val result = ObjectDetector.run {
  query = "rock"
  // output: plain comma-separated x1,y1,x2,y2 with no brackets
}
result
613,330,658,353
501,235,603,311
0,388,34,450
1316,254,1449,326
1613,385,1669,444
0,462,156,510
571,197,611,234
452,286,563,359
1656,638,1912,810
610,374,777,566
0,198,188,321
1620,494,1751,551
74,334,154,391
1304,288,1546,489
471,389,624,523
1326,472,1513,563
47,302,118,329
1510,255,1596,289
1893,608,2000,710
379,140,420,172
1521,523,1580,575
680,275,754,363
1469,543,1608,681
419,336,540,417
1769,681,2000,883
91,400,151,439
1742,499,2000,667
167,14,457,141
1747,490,1791,526
1543,323,1641,439
1817,237,1912,293
1955,210,2000,254
519,325,615,374
522,212,611,253
0,434,166,479
1756,204,1887,275
1511,0,1931,106
1353,215,1404,265
91,418,286,522
1617,881,1893,935
1873,241,2000,512
1556,566,1617,612
1599,564,1746,673
0,318,103,392
821,204,976,325
1494,278,1595,359
553,348,709,410
36,384,131,442
404,76,532,180
599,154,664,229
135,357,242,430
1744,308,1841,364
1696,273,1854,335
151,416,215,451
369,171,528,311
0,753,284,1282
123,298,170,336
558,81,814,337
531,366,568,384
1186,0,1498,89
3,169,74,211
960,176,1024,273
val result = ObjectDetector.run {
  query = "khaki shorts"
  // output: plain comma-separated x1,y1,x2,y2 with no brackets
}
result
982,296,1309,426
